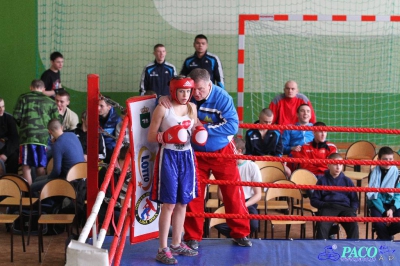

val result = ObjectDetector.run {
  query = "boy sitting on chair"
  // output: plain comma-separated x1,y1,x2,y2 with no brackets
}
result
215,137,262,238
367,146,400,240
310,153,359,239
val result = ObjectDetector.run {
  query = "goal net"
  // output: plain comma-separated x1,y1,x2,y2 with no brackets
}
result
238,14,400,146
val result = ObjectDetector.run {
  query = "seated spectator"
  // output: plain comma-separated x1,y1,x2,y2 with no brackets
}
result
215,137,261,237
99,97,122,163
311,153,359,239
291,122,337,176
282,104,314,155
55,90,79,131
0,98,19,174
245,108,283,157
367,146,400,240
74,110,106,161
269,80,316,125
245,108,290,176
46,90,80,160
31,119,85,195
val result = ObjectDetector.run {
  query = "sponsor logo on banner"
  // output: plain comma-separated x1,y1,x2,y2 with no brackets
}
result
135,192,160,225
317,244,396,262
137,146,155,191
140,106,150,128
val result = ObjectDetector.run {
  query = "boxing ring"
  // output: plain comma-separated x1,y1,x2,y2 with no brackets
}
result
66,75,400,266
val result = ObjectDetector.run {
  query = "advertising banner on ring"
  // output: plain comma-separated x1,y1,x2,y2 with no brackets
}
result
126,95,160,244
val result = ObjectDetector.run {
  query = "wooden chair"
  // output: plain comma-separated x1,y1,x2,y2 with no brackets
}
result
209,206,227,238
0,179,25,262
0,174,38,245
38,179,76,262
344,141,375,213
344,140,376,172
290,169,318,238
46,157,54,175
257,166,288,238
66,162,87,181
204,174,221,237
265,180,306,239
204,173,219,211
254,160,285,172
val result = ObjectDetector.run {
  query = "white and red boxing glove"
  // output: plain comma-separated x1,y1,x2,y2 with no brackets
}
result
157,125,188,145
191,126,208,146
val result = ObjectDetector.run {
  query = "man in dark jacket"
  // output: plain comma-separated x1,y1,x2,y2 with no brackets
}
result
0,98,19,174
99,97,122,163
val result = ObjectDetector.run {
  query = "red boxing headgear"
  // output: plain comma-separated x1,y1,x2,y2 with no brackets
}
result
169,76,195,105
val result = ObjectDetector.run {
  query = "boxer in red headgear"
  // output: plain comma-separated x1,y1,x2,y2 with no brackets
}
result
147,75,207,264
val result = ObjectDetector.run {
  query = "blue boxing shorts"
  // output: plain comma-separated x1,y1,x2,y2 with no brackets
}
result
19,144,47,168
150,147,197,204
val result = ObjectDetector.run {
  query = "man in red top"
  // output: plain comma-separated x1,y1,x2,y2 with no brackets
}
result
291,122,337,175
269,80,316,125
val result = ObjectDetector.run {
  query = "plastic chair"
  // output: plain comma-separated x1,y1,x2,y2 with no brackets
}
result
265,180,306,239
38,179,76,262
290,169,318,238
0,174,38,245
0,179,25,262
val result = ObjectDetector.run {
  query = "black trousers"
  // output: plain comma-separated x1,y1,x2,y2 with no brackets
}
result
316,206,359,239
214,204,258,238
370,206,400,240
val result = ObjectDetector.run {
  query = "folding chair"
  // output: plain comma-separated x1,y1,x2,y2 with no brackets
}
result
265,180,306,239
0,174,38,245
0,179,25,262
256,166,287,238
290,169,318,238
66,162,87,181
38,179,76,262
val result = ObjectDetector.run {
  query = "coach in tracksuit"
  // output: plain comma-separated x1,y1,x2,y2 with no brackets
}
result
140,44,177,96
180,34,224,89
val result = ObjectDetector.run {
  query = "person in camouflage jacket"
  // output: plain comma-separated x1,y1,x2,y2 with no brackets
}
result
13,79,59,184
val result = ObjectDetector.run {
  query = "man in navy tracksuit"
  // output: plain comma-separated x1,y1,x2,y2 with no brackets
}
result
244,108,283,157
180,34,224,89
140,44,176,96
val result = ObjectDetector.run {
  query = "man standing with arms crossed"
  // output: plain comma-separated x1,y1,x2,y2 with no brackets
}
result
160,69,251,249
